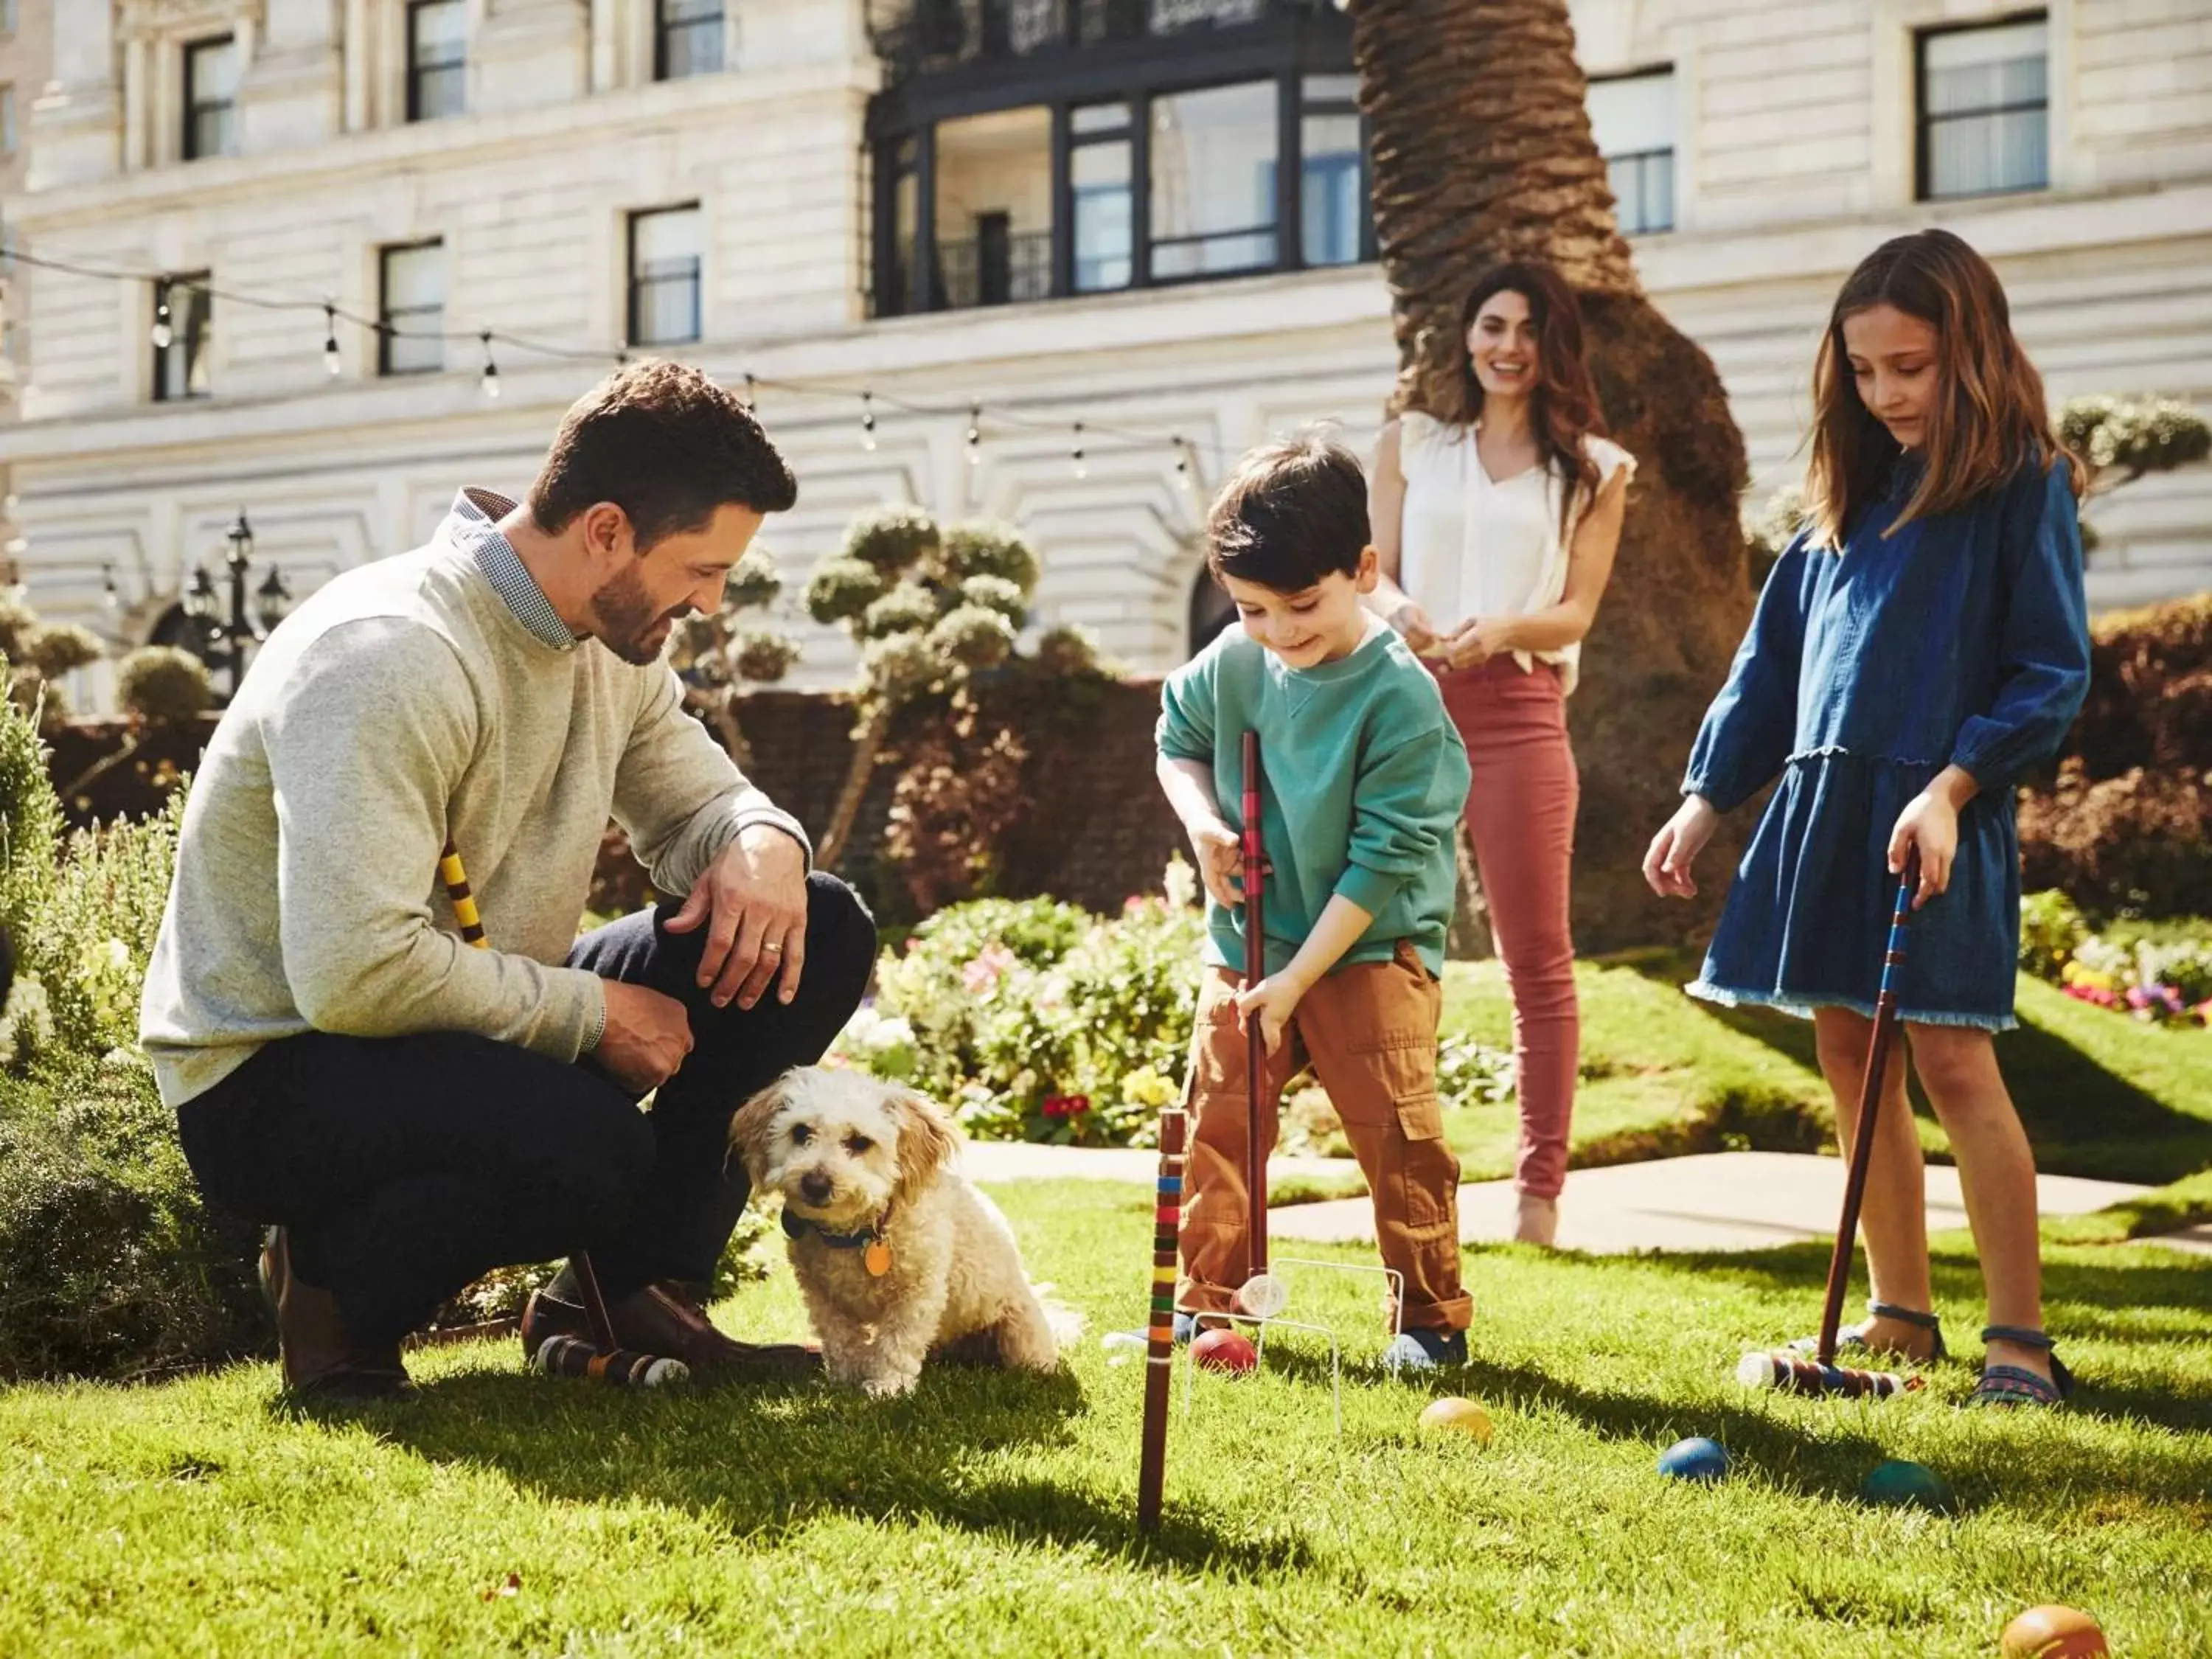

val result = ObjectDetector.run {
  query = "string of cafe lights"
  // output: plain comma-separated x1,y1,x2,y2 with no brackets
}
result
1,243,1222,490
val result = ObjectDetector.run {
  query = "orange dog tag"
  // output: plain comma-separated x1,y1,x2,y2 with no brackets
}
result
863,1239,892,1277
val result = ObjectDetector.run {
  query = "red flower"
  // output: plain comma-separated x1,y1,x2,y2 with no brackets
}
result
1068,1094,1091,1114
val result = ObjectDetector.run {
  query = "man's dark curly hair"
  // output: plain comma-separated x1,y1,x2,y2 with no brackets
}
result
529,360,799,549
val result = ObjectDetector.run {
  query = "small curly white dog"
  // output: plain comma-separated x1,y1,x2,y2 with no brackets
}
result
730,1065,1074,1397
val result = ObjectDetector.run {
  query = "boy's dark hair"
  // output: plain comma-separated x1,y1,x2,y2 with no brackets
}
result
1205,431,1371,592
529,360,799,549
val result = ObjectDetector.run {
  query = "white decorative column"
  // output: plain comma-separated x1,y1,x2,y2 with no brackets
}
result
343,0,370,132
123,34,151,172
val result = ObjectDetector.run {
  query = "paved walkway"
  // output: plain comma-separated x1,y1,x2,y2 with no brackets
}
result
959,1143,2210,1259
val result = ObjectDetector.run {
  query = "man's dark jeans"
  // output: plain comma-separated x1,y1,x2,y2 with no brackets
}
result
175,873,874,1344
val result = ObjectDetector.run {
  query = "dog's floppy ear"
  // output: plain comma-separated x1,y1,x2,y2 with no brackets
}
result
728,1070,799,1180
888,1088,959,1203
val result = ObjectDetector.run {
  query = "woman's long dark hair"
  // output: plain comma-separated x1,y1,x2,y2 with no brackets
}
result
1394,260,1607,532
1807,228,2080,546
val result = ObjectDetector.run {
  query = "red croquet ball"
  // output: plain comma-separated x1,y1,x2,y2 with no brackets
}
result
2000,1606,2108,1658
1192,1328,1258,1376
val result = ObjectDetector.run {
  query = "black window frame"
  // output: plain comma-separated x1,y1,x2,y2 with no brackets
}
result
1586,66,1675,237
866,4,1367,319
1915,10,2051,204
654,0,726,83
378,240,447,377
627,204,704,347
151,272,212,404
183,34,239,162
406,0,467,123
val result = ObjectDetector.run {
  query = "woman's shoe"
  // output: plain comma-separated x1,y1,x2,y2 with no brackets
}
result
1513,1193,1559,1247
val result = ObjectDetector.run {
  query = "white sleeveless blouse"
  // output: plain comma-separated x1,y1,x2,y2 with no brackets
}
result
1397,413,1635,697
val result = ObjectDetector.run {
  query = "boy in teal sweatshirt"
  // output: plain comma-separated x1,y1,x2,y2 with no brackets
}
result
1157,431,1474,1368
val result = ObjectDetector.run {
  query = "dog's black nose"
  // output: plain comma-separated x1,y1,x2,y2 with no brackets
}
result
799,1172,833,1206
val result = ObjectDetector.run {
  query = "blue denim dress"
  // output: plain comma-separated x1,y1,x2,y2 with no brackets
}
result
1683,458,2090,1030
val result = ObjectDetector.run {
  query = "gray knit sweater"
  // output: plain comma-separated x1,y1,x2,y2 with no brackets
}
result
139,488,807,1107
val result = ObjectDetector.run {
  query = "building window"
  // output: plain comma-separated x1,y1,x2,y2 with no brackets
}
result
184,35,240,161
1587,69,1674,235
1299,74,1367,268
1072,102,1134,294
629,206,703,347
1919,15,2048,201
655,0,724,82
1150,82,1279,281
0,85,14,157
407,1,467,122
935,108,1054,309
152,274,212,403
379,242,446,375
869,6,1363,316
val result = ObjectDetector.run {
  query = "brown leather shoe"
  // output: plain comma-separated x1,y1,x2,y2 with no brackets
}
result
520,1279,821,1380
259,1228,419,1403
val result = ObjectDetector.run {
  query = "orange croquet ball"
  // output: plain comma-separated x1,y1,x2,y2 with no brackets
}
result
2001,1605,2109,1658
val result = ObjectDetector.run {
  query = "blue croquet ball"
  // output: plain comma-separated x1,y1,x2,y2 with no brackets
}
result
1657,1436,1730,1482
1861,1458,1955,1513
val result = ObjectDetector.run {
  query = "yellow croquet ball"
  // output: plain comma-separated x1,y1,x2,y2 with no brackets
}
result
1418,1397,1494,1444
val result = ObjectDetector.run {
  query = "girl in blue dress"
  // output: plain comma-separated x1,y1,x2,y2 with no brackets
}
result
1644,229,2091,1407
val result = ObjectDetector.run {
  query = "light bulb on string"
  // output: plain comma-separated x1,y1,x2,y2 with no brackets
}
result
860,391,877,452
102,565,122,613
479,331,501,400
965,404,981,467
743,372,757,411
322,305,341,378
150,300,174,352
1071,421,1087,480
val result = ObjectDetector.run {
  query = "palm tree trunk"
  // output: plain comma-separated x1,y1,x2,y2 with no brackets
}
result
1352,0,1757,952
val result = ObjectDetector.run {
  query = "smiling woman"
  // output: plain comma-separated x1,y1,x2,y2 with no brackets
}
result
1364,260,1635,1246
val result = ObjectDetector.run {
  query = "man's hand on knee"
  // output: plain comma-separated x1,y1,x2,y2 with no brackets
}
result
664,825,810,1011
597,981,695,1091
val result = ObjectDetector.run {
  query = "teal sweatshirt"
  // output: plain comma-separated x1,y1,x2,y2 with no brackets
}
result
1157,622,1472,981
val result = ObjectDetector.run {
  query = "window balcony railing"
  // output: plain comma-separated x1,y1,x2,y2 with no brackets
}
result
900,229,1054,313
873,0,1280,75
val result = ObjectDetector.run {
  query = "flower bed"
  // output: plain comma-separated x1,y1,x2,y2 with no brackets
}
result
2020,889,2212,1026
832,858,1518,1146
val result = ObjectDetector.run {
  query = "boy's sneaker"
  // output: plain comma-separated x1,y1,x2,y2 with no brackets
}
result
1382,1326,1467,1371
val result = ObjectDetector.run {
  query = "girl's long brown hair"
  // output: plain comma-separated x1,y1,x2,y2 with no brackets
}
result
1807,228,2081,546
1394,261,1606,533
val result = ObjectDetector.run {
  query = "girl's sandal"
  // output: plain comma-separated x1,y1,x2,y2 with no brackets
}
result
1969,1324,2075,1408
1790,1301,1948,1363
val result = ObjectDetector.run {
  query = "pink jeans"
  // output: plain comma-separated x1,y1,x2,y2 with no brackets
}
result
1436,658,1580,1199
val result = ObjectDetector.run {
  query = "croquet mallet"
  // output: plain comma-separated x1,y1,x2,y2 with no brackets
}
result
1232,732,1290,1323
1738,850,1924,1400
437,841,689,1388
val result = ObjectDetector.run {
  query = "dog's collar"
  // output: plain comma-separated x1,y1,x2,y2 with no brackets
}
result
781,1208,878,1251
782,1206,895,1276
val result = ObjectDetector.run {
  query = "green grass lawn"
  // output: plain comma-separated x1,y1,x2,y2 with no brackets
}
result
1437,956,2212,1193
5,1180,2208,1657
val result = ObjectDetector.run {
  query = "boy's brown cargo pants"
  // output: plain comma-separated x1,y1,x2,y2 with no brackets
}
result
1177,942,1472,1333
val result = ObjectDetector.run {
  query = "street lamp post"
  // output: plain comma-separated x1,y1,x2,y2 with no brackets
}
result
181,509,291,698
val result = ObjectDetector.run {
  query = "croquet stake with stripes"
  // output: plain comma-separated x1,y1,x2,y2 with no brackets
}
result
437,841,689,1388
1135,1103,1186,1532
